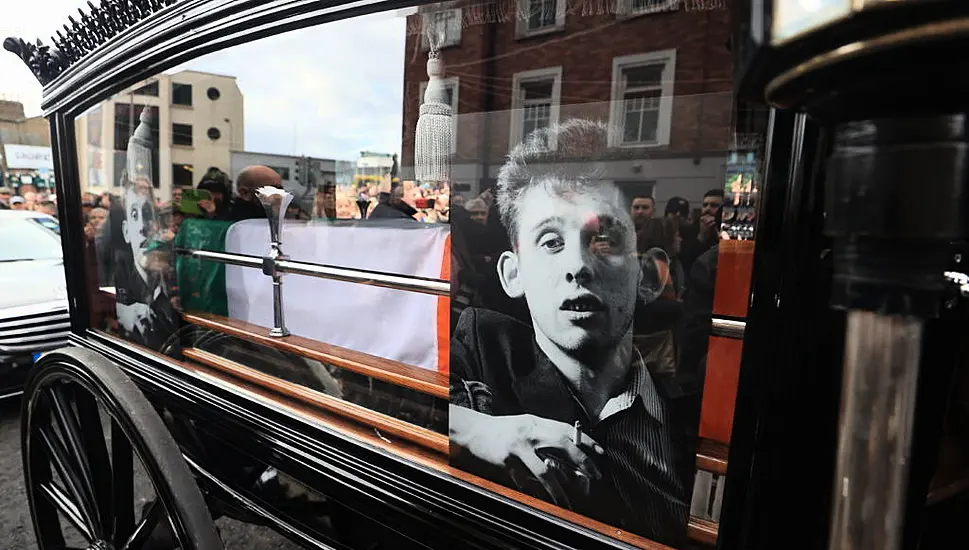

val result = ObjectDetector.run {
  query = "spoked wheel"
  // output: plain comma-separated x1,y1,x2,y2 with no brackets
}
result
22,348,223,550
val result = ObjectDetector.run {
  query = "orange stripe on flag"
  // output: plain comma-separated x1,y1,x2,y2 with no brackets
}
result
437,235,451,375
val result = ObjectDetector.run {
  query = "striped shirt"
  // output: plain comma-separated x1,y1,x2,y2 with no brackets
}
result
584,350,688,546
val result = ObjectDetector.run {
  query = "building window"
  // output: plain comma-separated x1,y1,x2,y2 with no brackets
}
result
172,83,193,107
173,164,193,189
419,77,460,154
616,0,679,17
609,50,676,147
421,8,461,50
510,67,562,149
132,81,159,96
207,87,221,100
517,0,565,37
172,123,193,147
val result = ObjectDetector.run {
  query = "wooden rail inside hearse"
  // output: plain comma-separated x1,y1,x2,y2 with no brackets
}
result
173,310,726,548
103,231,737,549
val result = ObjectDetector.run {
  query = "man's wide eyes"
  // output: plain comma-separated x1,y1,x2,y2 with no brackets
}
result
538,232,564,251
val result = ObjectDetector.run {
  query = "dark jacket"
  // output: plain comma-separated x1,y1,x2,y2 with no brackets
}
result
229,197,267,221
368,192,418,220
450,307,692,547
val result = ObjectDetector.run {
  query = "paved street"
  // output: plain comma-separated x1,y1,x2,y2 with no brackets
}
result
0,396,304,549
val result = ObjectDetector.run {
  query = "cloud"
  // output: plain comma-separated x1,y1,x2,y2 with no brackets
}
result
2,3,409,163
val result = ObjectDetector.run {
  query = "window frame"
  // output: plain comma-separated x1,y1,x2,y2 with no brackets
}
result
420,8,462,50
172,122,194,147
516,0,566,38
171,82,194,107
510,66,562,150
419,77,460,155
132,80,160,97
615,0,680,18
608,49,676,148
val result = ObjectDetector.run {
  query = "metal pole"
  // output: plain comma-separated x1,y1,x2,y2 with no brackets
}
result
828,311,922,550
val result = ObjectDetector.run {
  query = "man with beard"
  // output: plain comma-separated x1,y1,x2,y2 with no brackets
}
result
448,119,691,547
113,108,176,349
680,188,723,273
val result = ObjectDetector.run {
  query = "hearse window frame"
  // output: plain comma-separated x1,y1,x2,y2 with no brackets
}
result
39,3,763,548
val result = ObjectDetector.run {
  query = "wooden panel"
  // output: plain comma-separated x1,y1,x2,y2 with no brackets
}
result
182,347,449,455
698,336,743,444
110,330,716,548
695,438,728,476
183,312,449,400
170,352,684,549
712,239,755,318
688,518,719,546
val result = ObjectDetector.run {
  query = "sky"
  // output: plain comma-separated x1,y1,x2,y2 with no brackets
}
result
0,0,412,162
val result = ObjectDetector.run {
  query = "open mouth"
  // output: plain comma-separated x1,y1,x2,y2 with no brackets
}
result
560,294,605,313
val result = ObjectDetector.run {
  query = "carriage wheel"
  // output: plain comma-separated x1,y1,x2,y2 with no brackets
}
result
22,347,223,550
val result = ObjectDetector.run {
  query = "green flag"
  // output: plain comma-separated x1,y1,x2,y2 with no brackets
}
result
174,218,234,317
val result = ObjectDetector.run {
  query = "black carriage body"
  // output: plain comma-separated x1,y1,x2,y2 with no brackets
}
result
16,0,955,549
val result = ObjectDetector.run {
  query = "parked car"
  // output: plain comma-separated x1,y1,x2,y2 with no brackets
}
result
0,211,69,397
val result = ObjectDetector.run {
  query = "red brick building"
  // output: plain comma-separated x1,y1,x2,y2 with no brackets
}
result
400,0,738,209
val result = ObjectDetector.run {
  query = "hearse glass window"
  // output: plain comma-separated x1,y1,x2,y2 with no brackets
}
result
72,1,766,548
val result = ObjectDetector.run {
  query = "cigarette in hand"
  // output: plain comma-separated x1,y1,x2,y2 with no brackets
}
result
573,421,581,446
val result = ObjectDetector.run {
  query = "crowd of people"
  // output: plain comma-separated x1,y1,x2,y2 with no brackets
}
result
0,186,58,217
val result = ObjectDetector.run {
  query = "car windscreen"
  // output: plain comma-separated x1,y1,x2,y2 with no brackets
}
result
29,216,61,235
0,218,62,262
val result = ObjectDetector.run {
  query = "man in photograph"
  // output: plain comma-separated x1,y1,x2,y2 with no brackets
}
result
114,108,176,350
449,119,692,547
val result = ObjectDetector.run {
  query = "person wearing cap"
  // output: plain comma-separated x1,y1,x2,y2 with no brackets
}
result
196,175,231,220
664,196,690,221
9,196,26,210
0,186,13,209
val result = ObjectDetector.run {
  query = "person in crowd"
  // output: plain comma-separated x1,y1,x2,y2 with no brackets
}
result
22,191,37,211
98,191,113,209
84,206,108,242
171,185,184,208
465,198,488,225
680,188,723,274
664,196,690,221
449,119,691,548
82,199,94,219
630,195,655,230
314,182,337,220
368,182,418,220
197,168,233,220
451,194,466,210
231,165,281,221
9,196,26,210
638,217,685,301
0,187,12,209
36,200,58,218
83,206,113,330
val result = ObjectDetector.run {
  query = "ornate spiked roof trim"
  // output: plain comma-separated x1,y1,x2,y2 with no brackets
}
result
3,0,181,86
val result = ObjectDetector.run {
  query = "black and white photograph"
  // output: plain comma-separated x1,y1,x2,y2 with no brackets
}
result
111,107,178,350
449,119,703,547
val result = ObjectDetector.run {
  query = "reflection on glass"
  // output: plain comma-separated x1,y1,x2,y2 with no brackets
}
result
67,2,773,547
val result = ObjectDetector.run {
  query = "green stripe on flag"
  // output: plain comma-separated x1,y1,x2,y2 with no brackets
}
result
174,218,234,317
